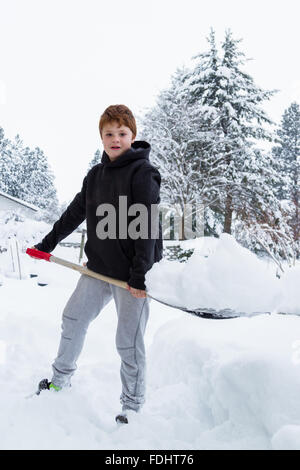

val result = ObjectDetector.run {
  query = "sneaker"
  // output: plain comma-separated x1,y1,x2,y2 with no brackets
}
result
115,408,138,424
37,378,61,395
115,413,128,424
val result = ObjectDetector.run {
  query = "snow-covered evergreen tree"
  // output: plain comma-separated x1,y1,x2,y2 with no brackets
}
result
183,29,277,234
0,129,59,221
232,146,296,267
88,149,102,172
23,146,60,220
0,134,26,198
272,102,300,249
139,28,295,262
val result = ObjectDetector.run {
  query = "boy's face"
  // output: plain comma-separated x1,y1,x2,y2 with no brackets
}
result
101,121,135,161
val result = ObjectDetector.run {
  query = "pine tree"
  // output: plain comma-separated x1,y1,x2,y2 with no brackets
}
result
23,146,60,218
232,146,296,266
0,134,25,198
88,149,102,171
0,128,60,221
183,29,277,234
272,102,300,247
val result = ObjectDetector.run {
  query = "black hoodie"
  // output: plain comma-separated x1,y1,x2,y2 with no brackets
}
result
35,141,163,290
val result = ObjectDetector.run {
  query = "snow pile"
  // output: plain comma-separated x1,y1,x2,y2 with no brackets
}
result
1,257,300,449
0,213,84,283
146,234,299,315
0,212,51,281
148,314,300,450
1,225,300,449
0,211,50,251
277,264,300,315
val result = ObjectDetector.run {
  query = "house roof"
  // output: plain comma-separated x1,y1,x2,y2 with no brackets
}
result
0,190,39,212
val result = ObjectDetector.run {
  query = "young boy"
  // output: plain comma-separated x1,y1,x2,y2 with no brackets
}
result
30,104,162,424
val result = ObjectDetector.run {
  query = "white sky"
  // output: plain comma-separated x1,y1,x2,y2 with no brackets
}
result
0,0,299,204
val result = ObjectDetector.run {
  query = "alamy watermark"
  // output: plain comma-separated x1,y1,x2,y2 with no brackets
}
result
95,196,204,240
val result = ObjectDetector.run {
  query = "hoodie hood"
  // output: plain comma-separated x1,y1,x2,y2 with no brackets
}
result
101,140,151,168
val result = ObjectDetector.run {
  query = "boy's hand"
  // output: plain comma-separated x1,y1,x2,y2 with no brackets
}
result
28,246,41,260
126,284,147,298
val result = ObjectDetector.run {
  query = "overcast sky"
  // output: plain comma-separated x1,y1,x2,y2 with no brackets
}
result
0,0,299,204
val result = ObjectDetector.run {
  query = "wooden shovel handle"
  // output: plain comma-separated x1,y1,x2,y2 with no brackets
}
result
26,248,128,290
51,255,128,290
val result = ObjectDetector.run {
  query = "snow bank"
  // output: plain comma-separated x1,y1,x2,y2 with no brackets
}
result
1,269,300,449
146,234,299,315
277,264,300,315
272,425,300,450
0,211,51,250
147,314,300,450
0,212,84,283
0,213,50,281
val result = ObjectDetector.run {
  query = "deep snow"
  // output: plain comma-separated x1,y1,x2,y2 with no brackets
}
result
146,234,300,315
0,218,300,450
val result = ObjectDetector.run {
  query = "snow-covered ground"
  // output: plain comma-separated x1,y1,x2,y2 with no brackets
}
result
0,217,300,450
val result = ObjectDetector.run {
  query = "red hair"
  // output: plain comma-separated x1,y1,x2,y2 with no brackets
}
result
99,104,137,138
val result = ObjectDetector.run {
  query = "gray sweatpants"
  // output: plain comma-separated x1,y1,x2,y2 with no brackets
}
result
51,274,150,412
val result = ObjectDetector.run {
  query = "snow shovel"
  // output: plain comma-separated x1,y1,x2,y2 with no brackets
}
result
26,248,273,320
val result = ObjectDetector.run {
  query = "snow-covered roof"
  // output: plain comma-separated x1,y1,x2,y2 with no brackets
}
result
0,190,39,212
